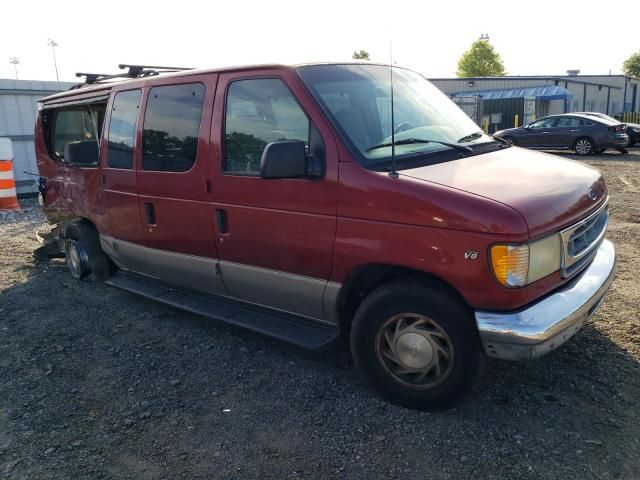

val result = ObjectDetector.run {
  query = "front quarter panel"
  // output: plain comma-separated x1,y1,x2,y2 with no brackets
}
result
332,162,569,311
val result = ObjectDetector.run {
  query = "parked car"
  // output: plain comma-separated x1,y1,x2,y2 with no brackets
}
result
34,63,616,410
574,112,640,147
494,113,629,154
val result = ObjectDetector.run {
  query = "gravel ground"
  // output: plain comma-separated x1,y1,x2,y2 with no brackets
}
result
1,149,639,479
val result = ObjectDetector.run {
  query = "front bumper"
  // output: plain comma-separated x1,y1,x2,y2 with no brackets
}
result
475,239,616,361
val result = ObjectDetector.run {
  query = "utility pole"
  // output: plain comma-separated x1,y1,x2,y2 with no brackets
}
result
48,38,59,81
8,57,19,80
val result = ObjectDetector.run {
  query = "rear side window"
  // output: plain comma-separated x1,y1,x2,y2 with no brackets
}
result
224,78,310,174
52,108,101,160
107,90,141,169
142,83,205,172
556,117,581,127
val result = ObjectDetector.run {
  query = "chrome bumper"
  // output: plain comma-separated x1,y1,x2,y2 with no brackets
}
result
475,239,616,361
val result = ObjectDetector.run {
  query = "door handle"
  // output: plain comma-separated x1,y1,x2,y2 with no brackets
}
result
542,131,550,134
216,209,228,234
570,129,580,132
144,202,156,225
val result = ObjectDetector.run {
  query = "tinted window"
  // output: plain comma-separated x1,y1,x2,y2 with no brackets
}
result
107,90,141,169
224,79,309,174
556,117,582,127
53,108,101,160
529,118,556,129
142,83,205,172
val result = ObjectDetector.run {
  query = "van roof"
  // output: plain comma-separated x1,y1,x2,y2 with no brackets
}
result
39,61,399,104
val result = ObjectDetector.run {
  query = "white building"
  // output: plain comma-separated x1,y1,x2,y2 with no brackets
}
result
0,79,74,196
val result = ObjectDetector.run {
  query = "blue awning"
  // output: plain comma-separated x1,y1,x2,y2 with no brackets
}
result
451,85,574,101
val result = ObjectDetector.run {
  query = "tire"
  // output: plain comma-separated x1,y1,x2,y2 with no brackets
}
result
574,137,595,156
350,279,485,410
502,136,516,146
64,222,112,282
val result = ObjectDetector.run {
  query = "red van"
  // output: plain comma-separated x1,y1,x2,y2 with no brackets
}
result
34,63,616,409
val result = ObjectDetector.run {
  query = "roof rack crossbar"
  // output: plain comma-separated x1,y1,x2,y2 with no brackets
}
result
70,64,196,89
118,64,194,72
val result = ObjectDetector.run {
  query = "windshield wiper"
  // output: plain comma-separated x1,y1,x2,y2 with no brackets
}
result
366,138,472,153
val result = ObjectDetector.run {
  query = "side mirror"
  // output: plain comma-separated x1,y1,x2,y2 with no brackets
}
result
260,141,308,179
64,141,99,166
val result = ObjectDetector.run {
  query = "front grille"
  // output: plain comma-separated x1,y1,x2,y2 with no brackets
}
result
560,201,609,278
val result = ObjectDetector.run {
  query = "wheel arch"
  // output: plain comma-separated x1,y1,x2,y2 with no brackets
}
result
61,216,100,239
335,263,470,333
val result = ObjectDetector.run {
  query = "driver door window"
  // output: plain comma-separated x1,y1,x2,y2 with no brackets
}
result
223,78,310,175
529,118,557,129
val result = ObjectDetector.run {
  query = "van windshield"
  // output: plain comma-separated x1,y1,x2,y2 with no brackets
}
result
296,64,494,168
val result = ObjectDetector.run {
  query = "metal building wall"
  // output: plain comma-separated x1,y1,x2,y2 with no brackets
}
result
0,79,74,195
429,75,639,116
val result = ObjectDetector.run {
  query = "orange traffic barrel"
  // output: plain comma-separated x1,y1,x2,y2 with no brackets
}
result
0,138,20,210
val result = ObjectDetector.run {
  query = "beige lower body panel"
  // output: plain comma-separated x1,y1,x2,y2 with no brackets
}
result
99,235,340,324
100,236,227,296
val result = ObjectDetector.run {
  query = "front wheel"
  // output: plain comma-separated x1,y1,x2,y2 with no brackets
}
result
502,136,516,146
350,280,485,410
574,137,594,156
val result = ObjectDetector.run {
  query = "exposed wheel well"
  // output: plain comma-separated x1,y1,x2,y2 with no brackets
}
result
336,264,469,333
61,217,98,238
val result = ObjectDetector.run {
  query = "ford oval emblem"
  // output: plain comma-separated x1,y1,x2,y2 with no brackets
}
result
588,187,598,201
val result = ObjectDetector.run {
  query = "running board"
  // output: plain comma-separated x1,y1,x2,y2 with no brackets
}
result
106,271,340,350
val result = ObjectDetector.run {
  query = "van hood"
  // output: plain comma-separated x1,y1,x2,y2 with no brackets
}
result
399,147,606,238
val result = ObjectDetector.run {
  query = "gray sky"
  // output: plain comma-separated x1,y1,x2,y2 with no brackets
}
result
2,0,639,82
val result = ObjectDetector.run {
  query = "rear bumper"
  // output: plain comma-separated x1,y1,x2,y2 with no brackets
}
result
475,239,616,361
611,135,629,146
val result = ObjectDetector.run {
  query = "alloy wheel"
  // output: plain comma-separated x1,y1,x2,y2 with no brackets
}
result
575,139,593,155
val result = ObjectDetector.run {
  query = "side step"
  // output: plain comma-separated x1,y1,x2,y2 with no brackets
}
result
106,271,340,350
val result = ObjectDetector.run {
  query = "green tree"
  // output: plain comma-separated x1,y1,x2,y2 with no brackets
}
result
623,51,640,78
457,40,506,77
352,49,370,60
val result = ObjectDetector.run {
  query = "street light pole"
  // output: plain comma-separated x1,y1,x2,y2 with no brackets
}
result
48,39,59,81
9,57,19,80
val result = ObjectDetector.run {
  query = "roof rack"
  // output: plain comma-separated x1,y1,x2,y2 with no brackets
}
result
69,64,195,90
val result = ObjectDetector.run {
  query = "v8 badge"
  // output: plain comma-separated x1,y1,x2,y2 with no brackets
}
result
464,251,479,260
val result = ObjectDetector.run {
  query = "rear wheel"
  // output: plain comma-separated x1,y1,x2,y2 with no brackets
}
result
64,223,112,282
350,280,485,410
574,137,594,156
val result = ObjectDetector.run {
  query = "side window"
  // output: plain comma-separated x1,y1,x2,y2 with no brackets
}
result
107,90,141,169
529,118,556,129
224,78,310,174
52,108,101,160
556,117,581,128
579,119,595,126
142,83,205,172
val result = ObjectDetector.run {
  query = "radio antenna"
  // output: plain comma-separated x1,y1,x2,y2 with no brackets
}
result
388,40,398,178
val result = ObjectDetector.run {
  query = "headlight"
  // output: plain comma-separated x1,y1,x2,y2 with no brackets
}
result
490,234,561,287
632,128,640,133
